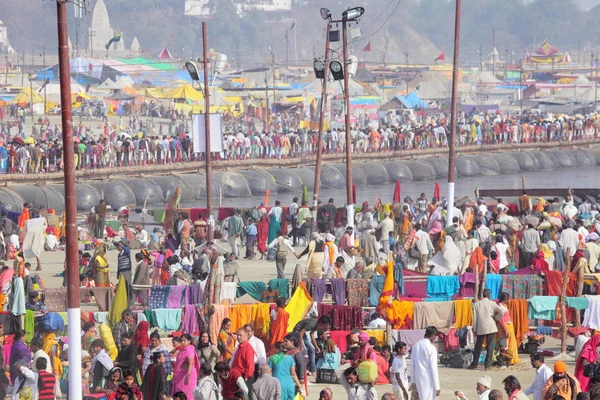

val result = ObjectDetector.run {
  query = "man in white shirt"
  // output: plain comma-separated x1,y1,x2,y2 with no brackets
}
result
335,363,378,400
391,342,409,400
496,198,509,214
11,361,38,400
560,220,579,265
456,376,492,400
31,339,52,373
135,225,151,248
413,223,433,273
523,353,553,400
410,327,440,400
244,323,267,365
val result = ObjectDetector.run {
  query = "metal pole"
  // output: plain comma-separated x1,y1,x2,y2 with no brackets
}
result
595,51,598,104
29,76,33,123
202,21,214,242
56,2,81,400
4,55,7,85
342,18,354,228
264,73,270,133
43,46,47,115
520,67,523,117
492,26,495,76
446,0,461,227
313,22,331,224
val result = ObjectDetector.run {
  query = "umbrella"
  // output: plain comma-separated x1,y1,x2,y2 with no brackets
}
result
393,181,401,203
433,182,441,200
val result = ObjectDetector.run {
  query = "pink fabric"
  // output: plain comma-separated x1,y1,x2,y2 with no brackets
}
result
3,343,10,367
575,334,600,391
167,286,185,308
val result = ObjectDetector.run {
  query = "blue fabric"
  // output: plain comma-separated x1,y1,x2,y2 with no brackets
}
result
153,308,182,330
369,275,386,306
316,348,341,370
536,326,553,335
424,297,452,302
566,297,589,310
484,274,502,300
426,276,460,298
528,296,558,320
42,313,66,331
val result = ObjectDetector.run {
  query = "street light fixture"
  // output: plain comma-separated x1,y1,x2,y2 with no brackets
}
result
313,58,326,79
185,61,200,82
329,60,344,81
320,7,332,21
342,7,364,21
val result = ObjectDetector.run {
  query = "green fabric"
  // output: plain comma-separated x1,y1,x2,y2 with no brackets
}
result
144,309,157,327
105,220,122,231
268,279,290,299
25,310,35,343
154,209,166,223
237,281,267,302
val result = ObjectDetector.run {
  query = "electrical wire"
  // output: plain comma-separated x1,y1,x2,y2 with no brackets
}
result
360,0,397,35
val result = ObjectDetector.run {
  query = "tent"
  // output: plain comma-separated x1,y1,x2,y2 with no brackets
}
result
106,90,136,100
164,84,203,102
98,78,117,90
114,76,135,89
158,48,174,60
11,88,44,106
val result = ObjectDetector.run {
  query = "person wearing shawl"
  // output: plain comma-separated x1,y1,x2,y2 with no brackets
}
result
354,332,377,362
530,250,550,273
575,334,600,392
269,298,290,355
141,351,167,400
299,232,325,279
322,233,339,279
17,204,30,231
319,388,334,400
267,201,283,244
171,334,201,399
91,339,115,392
361,229,378,261
92,243,110,287
496,293,520,366
430,236,460,276
542,361,581,400
257,216,269,260
133,321,150,357
114,331,138,381
9,330,31,384
428,221,444,253
269,342,302,400
540,243,555,270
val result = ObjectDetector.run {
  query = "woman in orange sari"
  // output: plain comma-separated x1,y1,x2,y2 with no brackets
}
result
257,216,269,260
269,297,290,355
217,318,236,362
17,204,30,231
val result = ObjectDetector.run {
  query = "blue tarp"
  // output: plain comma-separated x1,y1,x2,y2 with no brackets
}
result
396,91,428,109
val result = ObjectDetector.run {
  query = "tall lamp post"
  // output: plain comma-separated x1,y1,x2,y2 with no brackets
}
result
326,7,364,229
312,7,332,230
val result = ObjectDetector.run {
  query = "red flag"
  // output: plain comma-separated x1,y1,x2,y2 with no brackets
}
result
88,63,93,71
363,42,371,52
433,182,440,200
435,52,445,61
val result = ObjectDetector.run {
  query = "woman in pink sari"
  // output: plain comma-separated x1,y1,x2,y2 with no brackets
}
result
575,334,600,392
172,334,201,399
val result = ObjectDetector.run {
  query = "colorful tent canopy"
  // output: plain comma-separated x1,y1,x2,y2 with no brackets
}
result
11,88,44,106
165,84,203,101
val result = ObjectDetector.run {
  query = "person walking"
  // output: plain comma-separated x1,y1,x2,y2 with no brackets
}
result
227,210,244,259
469,289,505,370
268,232,298,279
524,353,553,400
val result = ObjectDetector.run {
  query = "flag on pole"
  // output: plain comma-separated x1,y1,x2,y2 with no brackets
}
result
88,63,93,72
105,32,123,50
434,52,445,61
363,42,371,52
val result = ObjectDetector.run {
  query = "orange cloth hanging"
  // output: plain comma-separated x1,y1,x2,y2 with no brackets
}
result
230,304,254,332
454,299,473,328
506,299,529,345
377,262,414,329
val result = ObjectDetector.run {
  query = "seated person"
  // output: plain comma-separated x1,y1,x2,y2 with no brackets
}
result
26,291,47,313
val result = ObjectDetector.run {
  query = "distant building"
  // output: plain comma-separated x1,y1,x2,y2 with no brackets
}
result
184,0,292,16
0,20,14,54
89,0,138,57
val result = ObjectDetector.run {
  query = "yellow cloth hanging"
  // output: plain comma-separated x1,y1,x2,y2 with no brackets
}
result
454,299,474,328
284,282,314,333
252,303,271,340
109,275,128,327
230,304,254,332
365,330,385,345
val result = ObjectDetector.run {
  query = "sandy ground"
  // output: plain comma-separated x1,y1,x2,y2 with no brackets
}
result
30,242,580,400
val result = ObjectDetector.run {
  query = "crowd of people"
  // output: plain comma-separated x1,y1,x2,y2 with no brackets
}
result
0,159,599,400
0,108,598,173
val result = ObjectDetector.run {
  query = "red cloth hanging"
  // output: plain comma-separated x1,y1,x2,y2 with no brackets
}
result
393,181,401,204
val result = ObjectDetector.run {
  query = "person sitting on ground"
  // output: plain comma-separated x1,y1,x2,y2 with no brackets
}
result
25,291,47,313
542,361,581,400
456,375,492,400
346,261,366,280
